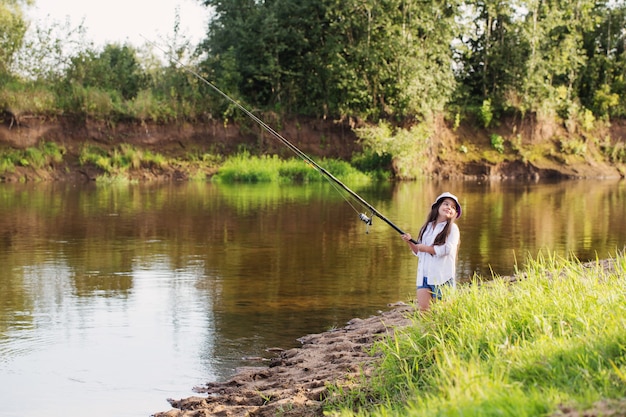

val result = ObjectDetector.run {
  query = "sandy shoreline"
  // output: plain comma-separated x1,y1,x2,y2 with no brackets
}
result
152,302,416,417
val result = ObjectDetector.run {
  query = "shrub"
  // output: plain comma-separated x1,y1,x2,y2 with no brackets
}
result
355,121,432,180
490,134,505,153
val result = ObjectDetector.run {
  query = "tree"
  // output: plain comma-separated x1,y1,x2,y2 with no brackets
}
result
11,16,91,81
578,2,626,118
519,0,599,117
65,44,148,100
0,0,32,78
201,0,278,108
200,0,459,121
456,0,528,111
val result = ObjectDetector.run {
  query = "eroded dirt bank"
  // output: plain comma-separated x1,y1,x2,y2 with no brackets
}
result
1,116,624,181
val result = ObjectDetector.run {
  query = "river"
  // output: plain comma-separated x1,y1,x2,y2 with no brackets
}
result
0,179,624,416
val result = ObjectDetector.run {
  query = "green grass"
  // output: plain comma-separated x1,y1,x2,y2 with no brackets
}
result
79,143,168,175
0,141,65,173
212,152,371,184
326,251,626,417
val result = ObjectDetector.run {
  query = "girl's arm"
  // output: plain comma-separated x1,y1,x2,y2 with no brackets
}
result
418,244,436,255
401,233,435,255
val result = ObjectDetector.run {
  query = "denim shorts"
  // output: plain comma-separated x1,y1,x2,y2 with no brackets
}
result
417,276,453,300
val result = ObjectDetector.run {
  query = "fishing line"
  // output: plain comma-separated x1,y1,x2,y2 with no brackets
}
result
144,37,416,243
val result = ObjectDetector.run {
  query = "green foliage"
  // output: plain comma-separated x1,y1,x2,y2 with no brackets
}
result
79,143,167,174
212,153,370,184
490,134,505,153
480,99,493,128
559,137,587,156
65,44,147,100
453,113,462,131
10,15,91,81
0,80,56,116
592,85,620,119
0,141,65,173
0,152,17,173
0,0,30,77
201,0,458,120
126,89,175,123
351,150,392,181
63,84,124,119
213,153,280,183
355,121,432,179
1,0,625,128
328,252,626,416
457,0,529,111
578,5,626,118
599,139,626,164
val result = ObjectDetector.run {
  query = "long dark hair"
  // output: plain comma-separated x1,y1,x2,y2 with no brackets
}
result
417,199,457,246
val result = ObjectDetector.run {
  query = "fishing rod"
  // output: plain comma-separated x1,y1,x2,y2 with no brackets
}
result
145,37,417,243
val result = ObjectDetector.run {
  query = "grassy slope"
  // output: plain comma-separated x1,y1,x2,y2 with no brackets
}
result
327,252,626,416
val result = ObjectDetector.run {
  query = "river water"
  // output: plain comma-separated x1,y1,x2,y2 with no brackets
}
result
0,179,625,416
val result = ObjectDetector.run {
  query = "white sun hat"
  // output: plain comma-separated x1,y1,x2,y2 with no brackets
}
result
432,192,462,218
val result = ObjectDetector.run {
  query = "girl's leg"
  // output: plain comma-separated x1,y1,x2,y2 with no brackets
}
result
416,287,432,312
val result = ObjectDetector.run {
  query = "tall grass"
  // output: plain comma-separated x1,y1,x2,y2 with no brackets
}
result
0,141,65,173
0,81,57,117
212,152,371,184
79,143,167,175
327,251,626,416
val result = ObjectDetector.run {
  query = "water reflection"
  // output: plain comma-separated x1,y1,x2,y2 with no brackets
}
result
0,179,624,417
444,179,626,278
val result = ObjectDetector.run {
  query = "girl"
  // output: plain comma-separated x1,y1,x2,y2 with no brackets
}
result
401,192,461,312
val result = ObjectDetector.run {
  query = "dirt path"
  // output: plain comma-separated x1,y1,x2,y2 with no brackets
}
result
152,302,416,417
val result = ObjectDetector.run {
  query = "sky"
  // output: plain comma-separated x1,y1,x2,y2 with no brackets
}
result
26,0,211,47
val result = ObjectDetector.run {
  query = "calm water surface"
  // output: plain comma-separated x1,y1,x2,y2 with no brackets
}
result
0,179,625,416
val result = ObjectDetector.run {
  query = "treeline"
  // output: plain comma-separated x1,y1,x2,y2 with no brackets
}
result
1,0,625,127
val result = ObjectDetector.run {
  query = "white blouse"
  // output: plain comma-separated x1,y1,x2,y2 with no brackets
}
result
412,221,460,286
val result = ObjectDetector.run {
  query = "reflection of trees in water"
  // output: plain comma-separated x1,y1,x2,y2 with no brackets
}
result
450,179,626,279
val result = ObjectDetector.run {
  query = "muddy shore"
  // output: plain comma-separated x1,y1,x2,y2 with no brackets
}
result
152,302,415,417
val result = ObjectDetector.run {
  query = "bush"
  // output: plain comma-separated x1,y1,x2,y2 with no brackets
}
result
355,121,432,180
480,99,493,128
559,137,587,156
490,134,505,153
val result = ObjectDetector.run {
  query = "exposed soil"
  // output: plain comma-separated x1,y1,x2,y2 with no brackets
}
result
0,116,363,182
151,302,415,417
1,115,625,182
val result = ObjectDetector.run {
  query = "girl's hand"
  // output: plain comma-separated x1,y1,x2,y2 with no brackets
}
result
402,233,412,242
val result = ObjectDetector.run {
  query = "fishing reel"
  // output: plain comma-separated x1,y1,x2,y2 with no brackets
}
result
359,213,372,225
359,213,373,234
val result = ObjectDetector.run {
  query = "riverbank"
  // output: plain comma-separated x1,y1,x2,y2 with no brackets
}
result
152,302,416,417
152,301,415,417
1,116,625,182
153,257,626,417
